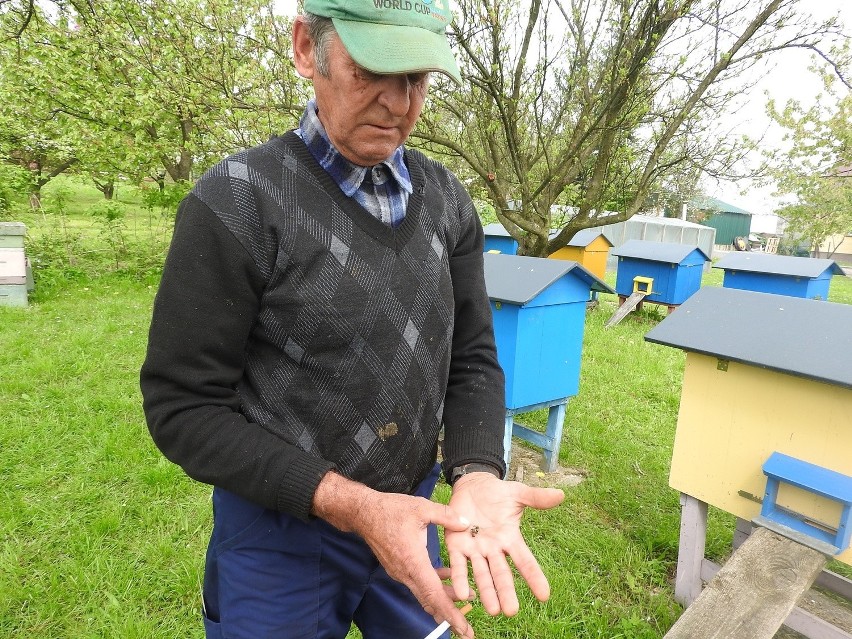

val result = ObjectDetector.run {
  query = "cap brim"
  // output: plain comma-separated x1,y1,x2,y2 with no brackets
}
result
333,18,462,85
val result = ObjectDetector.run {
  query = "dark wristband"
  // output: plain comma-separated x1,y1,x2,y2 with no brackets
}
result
448,462,502,486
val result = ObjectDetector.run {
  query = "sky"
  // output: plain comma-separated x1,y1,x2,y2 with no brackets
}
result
711,1,851,227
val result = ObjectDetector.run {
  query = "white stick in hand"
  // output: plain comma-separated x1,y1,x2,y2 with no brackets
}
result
422,603,474,639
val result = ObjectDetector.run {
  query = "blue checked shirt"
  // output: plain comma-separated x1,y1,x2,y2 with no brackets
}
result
296,100,412,228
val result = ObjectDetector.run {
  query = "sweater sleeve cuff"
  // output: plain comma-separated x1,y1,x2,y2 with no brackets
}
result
276,454,336,522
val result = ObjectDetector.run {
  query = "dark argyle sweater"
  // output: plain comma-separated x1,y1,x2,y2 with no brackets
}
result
140,132,506,521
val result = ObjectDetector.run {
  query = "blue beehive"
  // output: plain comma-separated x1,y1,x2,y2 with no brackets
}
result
611,240,709,306
482,223,519,255
713,252,843,300
484,253,612,409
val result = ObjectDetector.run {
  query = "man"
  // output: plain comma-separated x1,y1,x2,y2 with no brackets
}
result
140,0,564,637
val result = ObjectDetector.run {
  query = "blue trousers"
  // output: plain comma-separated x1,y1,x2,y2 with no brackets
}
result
202,464,450,639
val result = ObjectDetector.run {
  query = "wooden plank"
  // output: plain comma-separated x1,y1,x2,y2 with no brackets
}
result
507,398,570,473
675,493,709,606
604,291,646,328
541,402,566,472
665,526,828,639
700,558,852,639
735,519,852,601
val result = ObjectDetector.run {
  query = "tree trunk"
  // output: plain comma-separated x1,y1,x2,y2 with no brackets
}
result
99,182,115,199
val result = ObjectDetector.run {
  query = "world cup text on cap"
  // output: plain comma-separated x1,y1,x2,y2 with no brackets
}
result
372,0,448,21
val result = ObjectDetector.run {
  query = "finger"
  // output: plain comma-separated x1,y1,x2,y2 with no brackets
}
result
436,565,474,601
450,608,475,639
469,553,500,615
442,581,475,601
508,543,551,602
486,552,520,616
396,550,461,621
431,600,474,639
448,548,472,600
413,576,462,632
454,602,477,639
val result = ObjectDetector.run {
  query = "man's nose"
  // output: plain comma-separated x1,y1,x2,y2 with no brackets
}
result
376,75,413,115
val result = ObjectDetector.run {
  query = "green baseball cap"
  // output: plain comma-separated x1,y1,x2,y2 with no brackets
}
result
303,0,462,84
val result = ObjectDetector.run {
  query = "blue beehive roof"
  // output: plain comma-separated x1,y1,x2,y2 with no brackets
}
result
611,239,710,264
484,253,613,304
644,286,852,389
713,252,843,278
566,228,613,248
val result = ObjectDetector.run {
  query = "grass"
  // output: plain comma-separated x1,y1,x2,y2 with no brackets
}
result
1,184,851,637
10,175,180,288
0,278,208,637
1,278,687,639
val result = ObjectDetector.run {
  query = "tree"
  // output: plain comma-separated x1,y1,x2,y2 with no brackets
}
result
0,50,78,206
766,75,852,255
413,0,845,256
0,0,307,191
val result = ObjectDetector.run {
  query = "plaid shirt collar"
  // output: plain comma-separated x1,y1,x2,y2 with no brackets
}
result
297,99,413,198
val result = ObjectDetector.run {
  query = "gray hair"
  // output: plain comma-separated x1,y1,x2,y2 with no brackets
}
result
302,12,336,77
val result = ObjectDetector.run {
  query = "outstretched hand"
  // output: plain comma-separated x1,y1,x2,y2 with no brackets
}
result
312,471,477,637
445,473,565,617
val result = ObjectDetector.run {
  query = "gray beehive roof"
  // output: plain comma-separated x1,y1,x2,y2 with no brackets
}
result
0,222,26,236
611,239,710,263
482,223,512,237
566,228,613,248
714,252,844,278
644,286,852,389
484,253,613,304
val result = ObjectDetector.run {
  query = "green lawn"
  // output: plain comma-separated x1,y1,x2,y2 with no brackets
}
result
0,277,686,638
2,187,850,637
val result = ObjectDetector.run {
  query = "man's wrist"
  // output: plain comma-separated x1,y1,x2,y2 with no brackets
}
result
312,470,373,533
448,462,502,486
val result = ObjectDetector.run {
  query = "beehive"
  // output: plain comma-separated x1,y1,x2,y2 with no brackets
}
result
645,286,852,566
611,239,709,307
714,252,843,300
0,223,28,307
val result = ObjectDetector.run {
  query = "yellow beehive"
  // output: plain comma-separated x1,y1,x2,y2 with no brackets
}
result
646,286,852,566
548,228,613,281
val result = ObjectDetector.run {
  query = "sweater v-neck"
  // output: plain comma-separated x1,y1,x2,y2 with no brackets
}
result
276,131,425,252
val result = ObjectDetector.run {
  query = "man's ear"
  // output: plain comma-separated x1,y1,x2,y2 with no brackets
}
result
292,16,316,79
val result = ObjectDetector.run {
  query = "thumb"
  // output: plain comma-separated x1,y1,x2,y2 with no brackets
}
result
427,502,471,533
519,485,565,510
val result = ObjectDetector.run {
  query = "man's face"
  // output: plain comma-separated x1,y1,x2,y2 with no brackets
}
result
297,27,429,167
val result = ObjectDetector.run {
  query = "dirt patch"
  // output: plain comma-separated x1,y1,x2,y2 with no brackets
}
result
507,445,587,488
773,586,852,638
